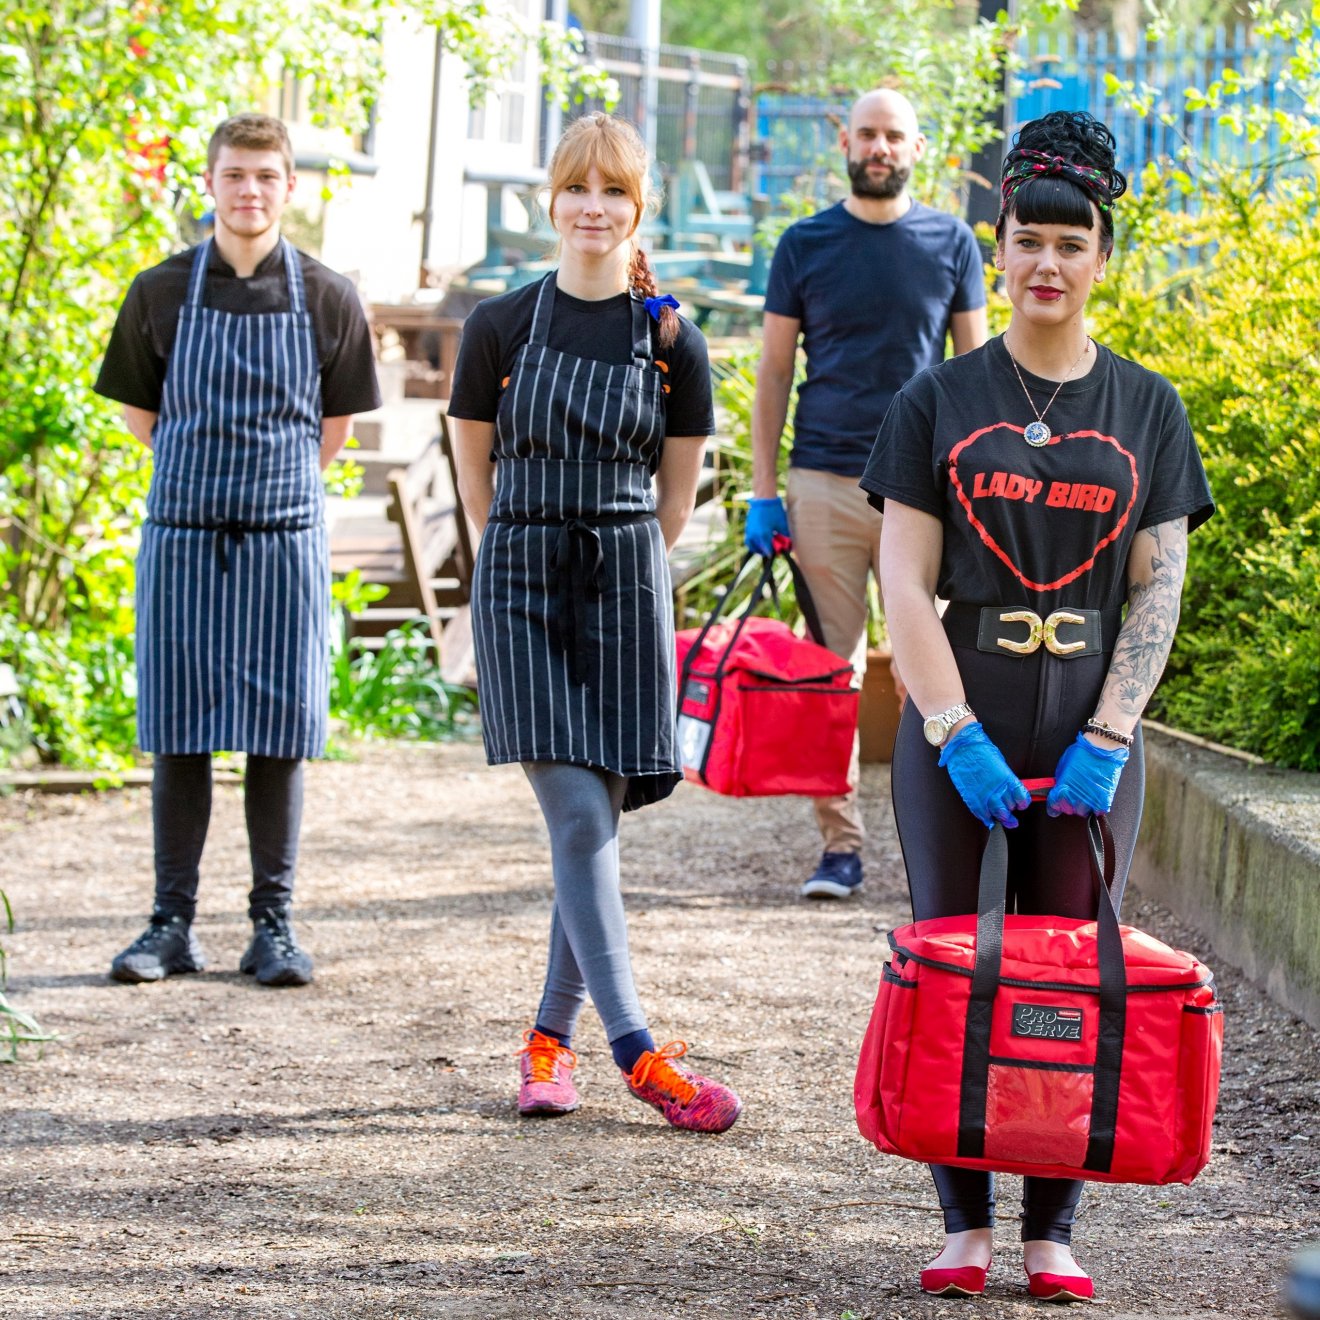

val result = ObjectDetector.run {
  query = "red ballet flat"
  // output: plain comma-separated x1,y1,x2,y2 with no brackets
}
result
920,1264,989,1296
1026,1268,1094,1302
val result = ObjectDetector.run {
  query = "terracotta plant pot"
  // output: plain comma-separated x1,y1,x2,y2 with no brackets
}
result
859,645,905,764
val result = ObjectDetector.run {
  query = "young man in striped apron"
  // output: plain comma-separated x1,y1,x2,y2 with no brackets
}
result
95,115,380,987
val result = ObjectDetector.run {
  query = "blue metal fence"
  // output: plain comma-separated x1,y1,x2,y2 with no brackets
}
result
755,25,1305,211
1014,28,1298,176
753,94,845,203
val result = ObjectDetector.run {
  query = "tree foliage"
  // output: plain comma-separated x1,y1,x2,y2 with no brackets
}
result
741,0,1082,219
0,0,606,770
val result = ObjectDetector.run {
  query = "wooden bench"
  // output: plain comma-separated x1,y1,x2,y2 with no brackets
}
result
367,305,465,400
328,416,477,686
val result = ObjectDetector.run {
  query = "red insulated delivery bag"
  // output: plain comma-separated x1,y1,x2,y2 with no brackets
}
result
675,553,858,797
855,809,1224,1185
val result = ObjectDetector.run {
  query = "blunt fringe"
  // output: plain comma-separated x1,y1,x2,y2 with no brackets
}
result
546,114,679,348
996,110,1126,255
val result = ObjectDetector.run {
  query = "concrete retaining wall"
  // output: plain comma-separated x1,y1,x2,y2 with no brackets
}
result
1133,724,1320,1030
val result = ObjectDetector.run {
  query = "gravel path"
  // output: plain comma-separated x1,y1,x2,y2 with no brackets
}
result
2,739,1315,1319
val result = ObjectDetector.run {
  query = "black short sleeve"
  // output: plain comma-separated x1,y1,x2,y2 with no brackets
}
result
660,318,714,436
860,378,944,518
1136,393,1215,533
96,273,169,411
319,275,381,417
446,299,504,423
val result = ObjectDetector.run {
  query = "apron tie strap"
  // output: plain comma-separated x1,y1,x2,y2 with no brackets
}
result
215,524,248,574
551,517,607,686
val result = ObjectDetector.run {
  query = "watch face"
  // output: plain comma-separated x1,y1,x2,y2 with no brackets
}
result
922,716,946,746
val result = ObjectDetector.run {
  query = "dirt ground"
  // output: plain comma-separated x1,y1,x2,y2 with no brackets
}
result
2,739,1317,1320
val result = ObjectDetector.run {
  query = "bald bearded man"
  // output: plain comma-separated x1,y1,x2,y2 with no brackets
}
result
747,89,988,899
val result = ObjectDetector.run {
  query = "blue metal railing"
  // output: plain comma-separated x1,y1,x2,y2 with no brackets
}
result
1013,27,1299,176
754,26,1308,211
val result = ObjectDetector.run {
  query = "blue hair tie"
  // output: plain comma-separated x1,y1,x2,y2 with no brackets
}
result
644,293,680,321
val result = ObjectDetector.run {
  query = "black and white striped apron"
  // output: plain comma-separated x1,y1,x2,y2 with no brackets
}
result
472,273,680,810
136,238,329,759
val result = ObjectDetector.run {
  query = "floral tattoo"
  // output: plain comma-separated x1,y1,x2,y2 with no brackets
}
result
1106,517,1188,718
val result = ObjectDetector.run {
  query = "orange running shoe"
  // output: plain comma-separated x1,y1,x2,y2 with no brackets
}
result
517,1030,579,1116
623,1040,741,1133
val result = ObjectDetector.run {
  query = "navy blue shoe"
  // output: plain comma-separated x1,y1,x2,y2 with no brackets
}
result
240,907,313,987
800,851,863,900
110,914,206,983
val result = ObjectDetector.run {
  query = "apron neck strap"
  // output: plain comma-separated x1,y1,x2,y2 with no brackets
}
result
185,240,212,308
628,291,652,369
527,272,654,368
528,271,557,347
281,238,307,314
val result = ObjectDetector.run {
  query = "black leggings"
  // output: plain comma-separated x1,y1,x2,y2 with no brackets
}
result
891,641,1144,1245
152,754,304,922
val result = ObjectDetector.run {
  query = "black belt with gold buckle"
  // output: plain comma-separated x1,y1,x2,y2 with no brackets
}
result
943,602,1122,659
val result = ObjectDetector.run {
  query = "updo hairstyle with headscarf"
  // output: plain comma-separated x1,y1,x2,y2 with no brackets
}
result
996,110,1129,256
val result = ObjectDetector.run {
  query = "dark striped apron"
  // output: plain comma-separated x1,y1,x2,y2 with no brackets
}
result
472,273,680,810
136,238,329,759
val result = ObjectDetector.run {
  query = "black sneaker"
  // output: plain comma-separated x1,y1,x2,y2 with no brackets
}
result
109,914,207,983
800,851,864,900
239,908,313,987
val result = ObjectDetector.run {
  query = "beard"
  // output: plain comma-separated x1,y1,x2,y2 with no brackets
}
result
847,156,911,200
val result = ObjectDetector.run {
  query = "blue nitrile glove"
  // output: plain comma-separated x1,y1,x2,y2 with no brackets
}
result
938,721,1031,829
1046,732,1130,817
745,496,790,556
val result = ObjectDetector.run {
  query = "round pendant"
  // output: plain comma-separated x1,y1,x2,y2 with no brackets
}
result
1023,420,1051,447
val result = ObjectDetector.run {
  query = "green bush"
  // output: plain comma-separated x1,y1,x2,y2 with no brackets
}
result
328,579,478,741
1091,4,1320,768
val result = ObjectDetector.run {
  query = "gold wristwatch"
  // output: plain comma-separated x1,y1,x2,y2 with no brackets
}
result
922,703,975,747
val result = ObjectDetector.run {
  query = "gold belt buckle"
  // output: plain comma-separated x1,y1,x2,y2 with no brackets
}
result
1043,609,1087,656
997,609,1043,654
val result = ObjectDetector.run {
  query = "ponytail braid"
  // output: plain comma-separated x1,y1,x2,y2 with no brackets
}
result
628,244,680,349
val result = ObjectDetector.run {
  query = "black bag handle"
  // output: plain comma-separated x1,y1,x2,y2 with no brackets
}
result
678,549,831,696
956,800,1127,1174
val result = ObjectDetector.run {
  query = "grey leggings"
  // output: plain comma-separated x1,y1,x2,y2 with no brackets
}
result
523,762,649,1044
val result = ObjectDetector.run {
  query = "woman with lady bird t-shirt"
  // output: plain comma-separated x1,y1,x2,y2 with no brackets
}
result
861,110,1214,1301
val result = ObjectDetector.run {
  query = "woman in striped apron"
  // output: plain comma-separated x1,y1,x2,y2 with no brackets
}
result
98,116,378,990
449,114,741,1133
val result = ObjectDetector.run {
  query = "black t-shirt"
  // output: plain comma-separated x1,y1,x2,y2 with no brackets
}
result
860,335,1214,614
764,200,986,476
93,242,382,417
447,282,716,437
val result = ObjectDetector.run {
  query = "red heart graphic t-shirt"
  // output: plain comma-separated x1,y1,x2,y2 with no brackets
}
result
860,337,1213,617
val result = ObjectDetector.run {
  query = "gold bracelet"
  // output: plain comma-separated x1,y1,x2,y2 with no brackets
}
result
1084,718,1134,749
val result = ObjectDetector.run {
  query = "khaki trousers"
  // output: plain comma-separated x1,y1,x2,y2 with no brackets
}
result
785,466,883,854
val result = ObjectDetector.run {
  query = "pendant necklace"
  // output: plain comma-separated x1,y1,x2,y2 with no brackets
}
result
1005,334,1092,447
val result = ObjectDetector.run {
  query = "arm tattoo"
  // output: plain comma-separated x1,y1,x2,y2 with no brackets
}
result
1105,517,1189,718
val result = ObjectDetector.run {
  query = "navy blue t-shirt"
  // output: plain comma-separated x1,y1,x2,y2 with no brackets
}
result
764,200,986,477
